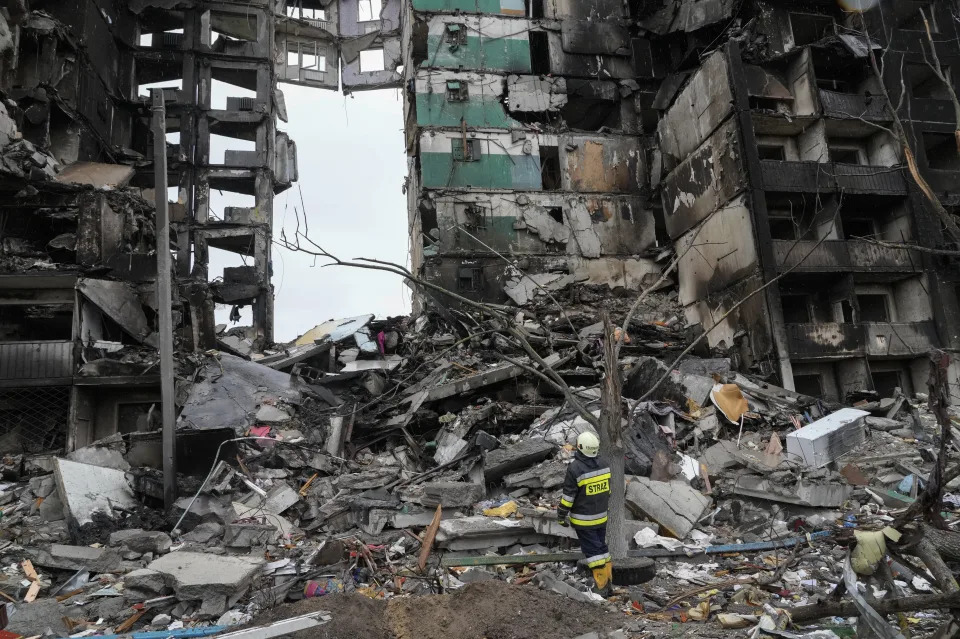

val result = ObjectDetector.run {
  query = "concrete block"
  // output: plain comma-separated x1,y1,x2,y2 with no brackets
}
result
403,481,484,508
786,408,869,468
625,476,710,540
123,568,170,600
224,522,277,547
147,551,265,610
109,529,172,555
435,515,549,551
484,439,555,481
182,522,225,544
503,460,566,489
391,506,463,528
732,475,853,508
335,467,400,490
66,446,130,471
28,544,123,572
240,482,300,514
699,440,741,474
54,458,136,526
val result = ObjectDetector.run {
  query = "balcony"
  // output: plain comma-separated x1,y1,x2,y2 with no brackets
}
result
760,160,908,195
908,98,955,125
0,341,74,384
772,240,921,273
785,321,938,359
819,89,890,122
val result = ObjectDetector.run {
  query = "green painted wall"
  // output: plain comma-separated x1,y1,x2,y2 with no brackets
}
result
413,0,525,14
426,35,531,72
416,93,517,127
421,152,542,189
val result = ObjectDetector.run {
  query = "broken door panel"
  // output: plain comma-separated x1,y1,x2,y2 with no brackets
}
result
419,131,541,189
416,72,521,128
425,17,532,73
559,135,645,193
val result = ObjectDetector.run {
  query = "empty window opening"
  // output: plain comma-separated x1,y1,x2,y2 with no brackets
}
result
793,374,824,398
528,0,544,19
359,48,386,72
858,294,890,322
539,145,561,190
871,370,903,398
457,266,483,292
829,144,864,164
420,207,439,248
923,132,960,170
844,217,876,239
209,134,256,166
841,300,854,323
286,5,327,21
547,208,563,224
211,80,257,111
530,31,551,75
0,305,74,341
287,42,326,71
462,204,487,229
902,4,937,32
445,80,468,102
789,13,835,47
781,295,812,324
908,63,952,99
758,144,787,161
358,0,383,22
140,29,185,48
769,216,798,240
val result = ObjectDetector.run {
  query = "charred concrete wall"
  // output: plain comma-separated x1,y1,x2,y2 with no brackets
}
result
658,1,960,399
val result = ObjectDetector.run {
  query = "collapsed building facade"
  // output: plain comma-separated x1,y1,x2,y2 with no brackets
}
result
405,0,960,400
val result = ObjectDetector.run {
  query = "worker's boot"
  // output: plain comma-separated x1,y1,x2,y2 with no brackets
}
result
591,562,613,597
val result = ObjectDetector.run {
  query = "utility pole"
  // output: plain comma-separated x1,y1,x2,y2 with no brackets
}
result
151,89,177,510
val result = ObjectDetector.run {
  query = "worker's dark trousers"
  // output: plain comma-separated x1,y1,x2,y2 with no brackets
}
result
573,524,610,568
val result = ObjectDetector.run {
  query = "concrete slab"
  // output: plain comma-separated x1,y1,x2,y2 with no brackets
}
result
400,481,485,508
54,458,137,526
147,551,265,613
625,476,710,540
484,439,555,481
733,475,853,508
435,515,549,551
503,460,566,489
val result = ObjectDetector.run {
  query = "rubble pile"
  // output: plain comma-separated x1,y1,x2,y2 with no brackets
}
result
1,301,960,638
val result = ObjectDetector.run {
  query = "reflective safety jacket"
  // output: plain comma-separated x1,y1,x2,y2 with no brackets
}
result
556,450,611,527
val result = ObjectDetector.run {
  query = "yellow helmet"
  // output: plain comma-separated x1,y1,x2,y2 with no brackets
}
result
577,431,600,457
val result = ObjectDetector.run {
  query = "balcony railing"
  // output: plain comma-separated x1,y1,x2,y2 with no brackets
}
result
772,240,921,273
0,341,74,381
819,89,890,121
785,321,937,359
760,160,908,195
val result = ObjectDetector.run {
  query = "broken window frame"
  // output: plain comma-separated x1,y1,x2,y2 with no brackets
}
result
445,23,467,47
789,12,836,47
445,80,468,102
452,138,482,163
358,0,383,23
457,266,484,292
287,41,325,72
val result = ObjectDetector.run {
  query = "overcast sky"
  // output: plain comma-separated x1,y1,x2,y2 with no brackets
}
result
208,84,411,343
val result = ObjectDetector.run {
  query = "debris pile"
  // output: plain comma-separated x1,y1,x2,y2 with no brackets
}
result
3,297,960,638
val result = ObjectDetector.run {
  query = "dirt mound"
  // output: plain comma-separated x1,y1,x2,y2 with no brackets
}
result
249,592,391,639
248,581,621,639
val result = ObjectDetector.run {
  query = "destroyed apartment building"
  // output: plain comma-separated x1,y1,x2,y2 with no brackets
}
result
6,0,960,638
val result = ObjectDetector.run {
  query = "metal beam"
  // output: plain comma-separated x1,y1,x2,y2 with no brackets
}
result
151,89,178,510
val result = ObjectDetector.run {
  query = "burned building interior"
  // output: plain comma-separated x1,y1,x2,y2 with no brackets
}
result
5,0,960,634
